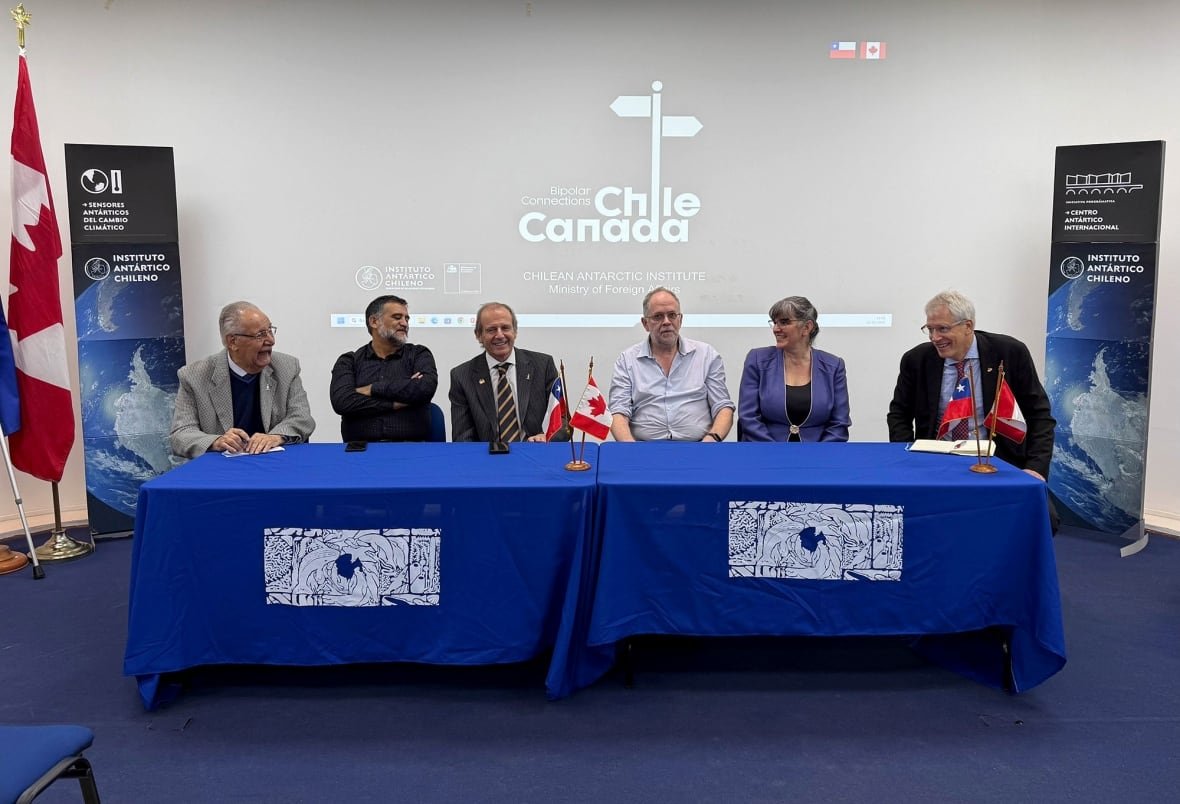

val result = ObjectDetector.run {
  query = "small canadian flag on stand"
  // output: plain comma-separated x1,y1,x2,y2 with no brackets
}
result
570,377,610,442
984,376,1027,444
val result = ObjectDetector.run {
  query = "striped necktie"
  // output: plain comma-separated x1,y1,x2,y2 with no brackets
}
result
494,362,522,442
952,360,970,440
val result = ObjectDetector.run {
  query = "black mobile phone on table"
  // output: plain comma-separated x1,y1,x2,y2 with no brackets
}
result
344,441,367,452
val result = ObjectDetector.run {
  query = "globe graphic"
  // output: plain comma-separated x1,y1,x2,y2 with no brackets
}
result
76,277,187,521
75,272,184,341
1045,276,1153,534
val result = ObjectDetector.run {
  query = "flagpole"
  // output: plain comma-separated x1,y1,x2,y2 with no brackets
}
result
563,358,593,472
558,360,576,464
982,362,1007,470
0,429,44,578
969,366,998,475
8,5,92,558
578,358,594,465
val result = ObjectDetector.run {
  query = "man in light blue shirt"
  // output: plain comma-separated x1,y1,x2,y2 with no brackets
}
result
608,287,735,442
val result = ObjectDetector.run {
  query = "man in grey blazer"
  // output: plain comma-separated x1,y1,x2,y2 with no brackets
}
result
170,301,315,458
449,302,558,442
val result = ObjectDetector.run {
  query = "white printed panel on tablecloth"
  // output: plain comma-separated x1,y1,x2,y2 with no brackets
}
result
728,501,903,580
264,528,441,606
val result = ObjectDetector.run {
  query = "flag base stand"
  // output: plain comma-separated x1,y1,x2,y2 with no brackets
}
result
32,527,93,561
969,463,998,474
565,460,592,472
0,544,29,575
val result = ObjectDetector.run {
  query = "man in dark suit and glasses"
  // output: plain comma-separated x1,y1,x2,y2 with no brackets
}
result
449,302,559,443
887,289,1058,530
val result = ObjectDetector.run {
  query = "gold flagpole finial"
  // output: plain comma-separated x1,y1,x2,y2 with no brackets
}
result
11,3,31,50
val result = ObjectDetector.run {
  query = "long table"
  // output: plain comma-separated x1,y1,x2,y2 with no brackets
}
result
124,442,597,709
545,442,1066,698
126,441,1066,708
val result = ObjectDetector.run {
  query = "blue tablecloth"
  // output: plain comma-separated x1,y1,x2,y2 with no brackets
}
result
125,442,597,709
545,442,1066,698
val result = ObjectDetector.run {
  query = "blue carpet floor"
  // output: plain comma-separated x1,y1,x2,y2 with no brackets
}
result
2,528,1178,803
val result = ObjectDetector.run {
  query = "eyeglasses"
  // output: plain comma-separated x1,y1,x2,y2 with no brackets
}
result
644,312,681,323
920,321,967,337
768,318,799,328
230,326,278,340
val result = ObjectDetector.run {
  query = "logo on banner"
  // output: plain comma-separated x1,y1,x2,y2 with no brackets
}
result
353,264,440,292
1059,256,1085,280
80,168,123,195
355,265,383,291
1064,171,1143,195
519,80,702,244
83,257,111,281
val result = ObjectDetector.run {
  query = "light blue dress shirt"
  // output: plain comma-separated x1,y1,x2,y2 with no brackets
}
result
608,336,735,441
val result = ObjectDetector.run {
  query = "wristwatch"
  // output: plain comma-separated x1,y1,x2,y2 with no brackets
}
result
704,432,722,442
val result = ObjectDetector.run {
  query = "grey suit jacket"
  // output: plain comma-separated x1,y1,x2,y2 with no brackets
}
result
170,349,316,458
448,348,559,442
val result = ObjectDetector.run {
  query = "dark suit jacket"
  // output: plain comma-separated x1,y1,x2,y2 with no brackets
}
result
886,330,1055,477
738,347,850,442
449,348,559,442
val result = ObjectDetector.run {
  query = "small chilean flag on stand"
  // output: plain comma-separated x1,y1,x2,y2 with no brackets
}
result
937,374,974,441
829,41,857,59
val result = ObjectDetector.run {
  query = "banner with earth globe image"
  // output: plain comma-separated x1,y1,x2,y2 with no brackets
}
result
1044,243,1157,535
76,336,186,533
66,144,185,535
72,245,186,534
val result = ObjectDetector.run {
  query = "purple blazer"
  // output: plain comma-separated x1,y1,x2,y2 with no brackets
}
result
738,346,850,442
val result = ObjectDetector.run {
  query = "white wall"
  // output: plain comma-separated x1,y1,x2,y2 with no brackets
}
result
2,0,1178,533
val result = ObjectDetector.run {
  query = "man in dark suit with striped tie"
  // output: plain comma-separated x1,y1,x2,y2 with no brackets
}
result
448,302,559,443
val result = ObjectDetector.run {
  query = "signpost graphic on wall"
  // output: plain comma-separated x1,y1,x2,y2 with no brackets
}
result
1045,140,1164,552
64,144,186,536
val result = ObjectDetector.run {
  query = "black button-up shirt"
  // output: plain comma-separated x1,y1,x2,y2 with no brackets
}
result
330,342,439,442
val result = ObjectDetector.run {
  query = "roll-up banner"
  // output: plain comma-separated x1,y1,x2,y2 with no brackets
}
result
1046,140,1164,537
64,144,186,536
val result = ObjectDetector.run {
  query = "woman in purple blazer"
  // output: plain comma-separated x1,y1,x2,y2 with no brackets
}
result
738,296,851,442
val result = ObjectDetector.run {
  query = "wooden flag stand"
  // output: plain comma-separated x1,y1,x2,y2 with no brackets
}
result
966,365,996,474
969,363,1008,475
563,359,594,472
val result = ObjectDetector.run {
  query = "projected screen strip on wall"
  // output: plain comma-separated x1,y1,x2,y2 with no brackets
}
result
329,313,893,329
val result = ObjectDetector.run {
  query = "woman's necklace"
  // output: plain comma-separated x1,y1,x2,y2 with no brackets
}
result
784,349,813,438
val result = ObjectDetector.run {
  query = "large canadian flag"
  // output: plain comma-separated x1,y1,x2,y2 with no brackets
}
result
7,54,74,482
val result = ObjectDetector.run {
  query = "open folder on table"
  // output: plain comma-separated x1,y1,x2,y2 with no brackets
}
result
907,439,996,457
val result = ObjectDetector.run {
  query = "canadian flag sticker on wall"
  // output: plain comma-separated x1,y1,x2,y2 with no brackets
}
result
861,41,887,60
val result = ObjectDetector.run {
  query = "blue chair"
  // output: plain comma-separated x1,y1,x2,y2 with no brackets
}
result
0,724,100,803
428,403,446,442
